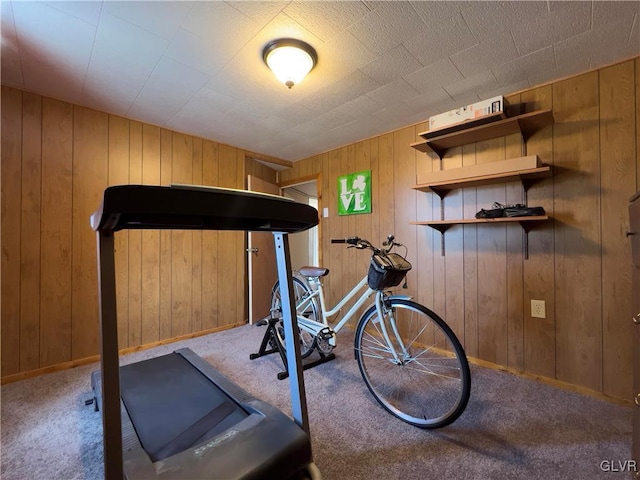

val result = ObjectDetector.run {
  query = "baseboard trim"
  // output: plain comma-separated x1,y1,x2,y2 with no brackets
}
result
3,325,633,408
466,356,633,407
0,322,244,385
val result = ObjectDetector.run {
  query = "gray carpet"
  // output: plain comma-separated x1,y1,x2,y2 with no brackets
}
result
1,323,633,480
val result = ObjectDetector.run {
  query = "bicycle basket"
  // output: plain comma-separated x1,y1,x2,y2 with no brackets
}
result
367,252,412,290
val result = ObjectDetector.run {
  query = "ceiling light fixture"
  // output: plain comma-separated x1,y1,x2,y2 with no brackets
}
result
262,38,317,89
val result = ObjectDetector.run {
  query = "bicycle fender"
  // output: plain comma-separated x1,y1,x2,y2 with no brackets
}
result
354,294,413,359
387,294,412,301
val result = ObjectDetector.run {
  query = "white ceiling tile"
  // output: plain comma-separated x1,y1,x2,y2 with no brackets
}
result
183,2,257,42
1,2,23,88
359,45,423,85
528,62,585,89
12,1,96,71
450,32,519,78
314,129,354,150
283,1,371,41
206,66,294,107
105,1,194,40
233,9,323,48
366,78,420,106
342,116,389,137
512,1,591,56
461,1,548,42
165,28,230,77
482,79,530,101
592,1,640,28
332,95,384,118
444,70,500,102
285,119,327,141
233,98,278,121
22,62,85,104
629,13,640,49
90,12,167,71
302,70,381,113
11,1,96,102
348,1,427,54
403,13,478,68
371,103,413,127
256,115,298,138
82,81,141,116
554,16,639,74
410,1,476,28
128,57,212,122
0,51,23,88
404,57,464,93
43,1,103,26
225,1,287,28
492,47,555,87
403,87,453,115
587,17,640,67
172,87,238,120
315,30,376,80
274,103,320,124
314,107,357,130
83,11,169,107
84,13,167,95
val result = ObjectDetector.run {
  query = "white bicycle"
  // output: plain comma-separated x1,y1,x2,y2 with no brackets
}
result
269,235,471,429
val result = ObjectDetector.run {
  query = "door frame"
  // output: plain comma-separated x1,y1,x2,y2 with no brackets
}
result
278,173,322,268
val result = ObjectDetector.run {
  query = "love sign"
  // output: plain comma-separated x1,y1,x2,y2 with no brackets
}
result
337,170,371,216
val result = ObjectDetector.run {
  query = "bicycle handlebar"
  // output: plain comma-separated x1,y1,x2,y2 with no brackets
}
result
330,235,403,253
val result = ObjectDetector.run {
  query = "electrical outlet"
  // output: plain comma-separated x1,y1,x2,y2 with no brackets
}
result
531,300,546,319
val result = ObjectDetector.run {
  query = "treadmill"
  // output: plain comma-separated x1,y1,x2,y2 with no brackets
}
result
89,184,321,479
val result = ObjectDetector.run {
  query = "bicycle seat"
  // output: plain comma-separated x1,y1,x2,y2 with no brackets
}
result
298,266,329,277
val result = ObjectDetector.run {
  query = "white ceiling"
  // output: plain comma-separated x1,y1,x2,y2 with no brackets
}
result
2,1,639,163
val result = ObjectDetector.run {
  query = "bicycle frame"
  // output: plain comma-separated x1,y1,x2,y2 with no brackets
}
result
296,276,372,340
294,274,411,354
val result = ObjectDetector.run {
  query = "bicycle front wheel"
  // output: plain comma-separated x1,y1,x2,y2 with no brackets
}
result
354,299,470,429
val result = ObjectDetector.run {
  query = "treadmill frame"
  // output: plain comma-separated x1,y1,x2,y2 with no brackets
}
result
93,185,316,479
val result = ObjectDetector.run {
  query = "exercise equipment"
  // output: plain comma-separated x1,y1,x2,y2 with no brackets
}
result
250,317,335,380
90,184,320,479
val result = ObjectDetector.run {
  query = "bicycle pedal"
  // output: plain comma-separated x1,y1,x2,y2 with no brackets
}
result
318,327,335,340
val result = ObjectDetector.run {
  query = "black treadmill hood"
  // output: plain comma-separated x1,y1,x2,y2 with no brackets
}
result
91,184,319,233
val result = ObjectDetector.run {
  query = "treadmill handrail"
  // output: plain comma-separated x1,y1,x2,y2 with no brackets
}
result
91,184,319,233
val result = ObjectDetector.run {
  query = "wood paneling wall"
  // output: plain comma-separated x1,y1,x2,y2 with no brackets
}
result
0,87,270,378
280,58,639,401
2,58,637,400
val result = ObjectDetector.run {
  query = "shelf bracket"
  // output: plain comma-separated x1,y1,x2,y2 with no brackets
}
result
521,179,534,205
431,224,453,235
518,221,537,260
432,224,452,256
430,187,448,201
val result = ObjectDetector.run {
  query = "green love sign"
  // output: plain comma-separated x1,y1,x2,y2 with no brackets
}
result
338,170,371,216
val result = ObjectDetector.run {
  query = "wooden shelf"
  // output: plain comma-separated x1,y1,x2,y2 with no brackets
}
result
411,215,549,233
411,109,554,159
420,112,506,139
412,216,549,258
413,166,552,197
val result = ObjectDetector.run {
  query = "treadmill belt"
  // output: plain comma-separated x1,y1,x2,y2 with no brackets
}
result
119,352,249,462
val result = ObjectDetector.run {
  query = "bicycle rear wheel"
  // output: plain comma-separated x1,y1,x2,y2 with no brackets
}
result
354,298,470,428
271,276,320,359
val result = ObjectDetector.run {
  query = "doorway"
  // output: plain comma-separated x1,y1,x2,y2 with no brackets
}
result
281,180,319,270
